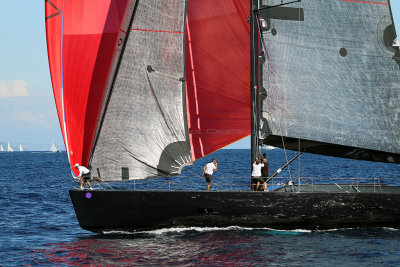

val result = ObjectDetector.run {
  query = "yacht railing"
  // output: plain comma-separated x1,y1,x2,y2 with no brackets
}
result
74,176,400,193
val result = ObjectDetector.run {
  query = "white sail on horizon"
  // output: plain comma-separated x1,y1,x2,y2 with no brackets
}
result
19,144,23,152
7,141,13,152
0,144,3,152
50,141,59,152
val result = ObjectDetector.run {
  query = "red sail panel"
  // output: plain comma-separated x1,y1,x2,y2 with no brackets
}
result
45,0,129,173
45,0,65,151
186,0,251,160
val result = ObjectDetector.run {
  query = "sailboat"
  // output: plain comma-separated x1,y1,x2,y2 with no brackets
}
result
19,144,23,152
0,144,3,152
45,0,400,232
50,141,59,153
7,142,13,152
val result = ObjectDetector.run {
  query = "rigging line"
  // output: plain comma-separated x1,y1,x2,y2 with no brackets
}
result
94,177,115,191
271,112,292,179
298,138,301,190
279,123,292,179
296,0,300,186
89,0,140,166
183,168,203,179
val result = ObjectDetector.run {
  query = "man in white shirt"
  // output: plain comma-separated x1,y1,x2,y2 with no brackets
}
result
203,158,217,191
251,158,264,191
74,163,92,190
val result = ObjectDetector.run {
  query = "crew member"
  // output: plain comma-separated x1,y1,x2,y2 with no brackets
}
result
203,158,217,192
74,163,92,190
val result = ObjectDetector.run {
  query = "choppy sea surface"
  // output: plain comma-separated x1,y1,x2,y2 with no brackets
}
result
1,149,400,266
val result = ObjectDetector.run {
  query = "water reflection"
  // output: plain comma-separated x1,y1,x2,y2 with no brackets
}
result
22,228,400,266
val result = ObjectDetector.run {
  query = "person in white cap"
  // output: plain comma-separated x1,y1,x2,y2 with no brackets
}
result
74,163,92,190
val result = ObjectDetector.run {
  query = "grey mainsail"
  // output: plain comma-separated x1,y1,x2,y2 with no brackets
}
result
260,0,400,163
90,0,191,180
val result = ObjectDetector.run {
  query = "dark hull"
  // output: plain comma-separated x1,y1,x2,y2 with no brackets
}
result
69,188,400,233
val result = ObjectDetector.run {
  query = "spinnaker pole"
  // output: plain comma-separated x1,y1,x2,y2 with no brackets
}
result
250,0,260,164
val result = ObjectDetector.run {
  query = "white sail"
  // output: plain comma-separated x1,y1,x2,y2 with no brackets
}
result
7,142,13,152
19,144,23,152
50,141,59,152
0,144,3,152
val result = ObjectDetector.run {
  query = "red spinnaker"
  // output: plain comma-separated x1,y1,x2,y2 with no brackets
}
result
45,0,64,154
186,0,251,160
45,0,130,174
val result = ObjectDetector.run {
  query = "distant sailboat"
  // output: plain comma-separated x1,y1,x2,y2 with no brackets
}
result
19,144,23,152
50,141,59,152
0,144,3,152
7,142,13,152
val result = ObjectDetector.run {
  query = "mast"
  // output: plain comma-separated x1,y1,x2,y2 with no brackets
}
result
250,0,260,164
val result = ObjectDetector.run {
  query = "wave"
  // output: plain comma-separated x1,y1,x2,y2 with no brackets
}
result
101,226,316,235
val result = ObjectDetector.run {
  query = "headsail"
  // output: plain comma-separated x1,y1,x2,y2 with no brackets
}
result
260,0,400,163
45,0,132,175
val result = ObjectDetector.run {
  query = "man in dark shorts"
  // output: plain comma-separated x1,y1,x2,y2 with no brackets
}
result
261,157,269,191
203,158,217,191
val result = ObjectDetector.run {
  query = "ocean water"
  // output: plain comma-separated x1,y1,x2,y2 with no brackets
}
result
1,149,400,266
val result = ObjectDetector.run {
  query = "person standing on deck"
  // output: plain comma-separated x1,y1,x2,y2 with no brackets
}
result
74,163,92,190
251,158,264,191
261,158,269,191
203,158,217,192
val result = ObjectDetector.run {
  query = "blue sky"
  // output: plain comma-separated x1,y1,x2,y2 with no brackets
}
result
0,1,399,150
